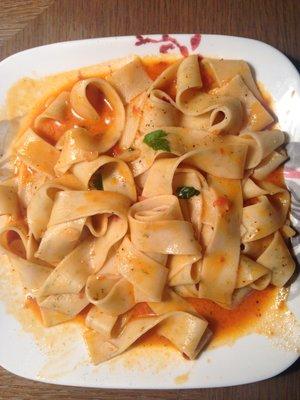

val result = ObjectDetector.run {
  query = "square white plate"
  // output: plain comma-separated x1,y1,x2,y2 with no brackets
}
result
0,34,299,389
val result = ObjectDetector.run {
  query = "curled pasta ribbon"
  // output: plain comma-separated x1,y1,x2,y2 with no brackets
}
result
38,240,95,297
240,130,285,169
140,89,180,134
86,230,167,311
72,155,137,202
52,191,129,266
168,255,202,286
252,150,288,180
0,190,51,292
242,178,269,200
142,149,203,197
173,283,199,298
236,255,271,291
48,190,131,226
181,97,243,134
85,310,211,364
148,56,244,134
202,58,264,101
173,167,208,238
70,77,125,145
27,173,83,240
175,56,244,133
34,91,69,141
0,226,51,294
215,75,273,131
129,195,201,255
35,218,86,265
242,182,290,242
116,236,168,302
37,191,130,299
0,221,37,260
257,231,295,287
14,129,60,177
85,275,135,316
0,186,52,292
54,127,99,175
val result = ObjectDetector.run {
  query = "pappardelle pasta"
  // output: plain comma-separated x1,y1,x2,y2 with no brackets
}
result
0,54,296,364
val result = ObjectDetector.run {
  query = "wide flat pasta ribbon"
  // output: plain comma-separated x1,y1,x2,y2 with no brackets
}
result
199,176,242,308
202,58,263,101
14,129,60,177
240,129,285,169
129,195,201,255
27,173,84,240
236,254,271,291
108,57,153,103
34,91,69,140
214,75,273,131
116,236,168,302
242,191,288,242
70,77,125,147
257,231,295,286
140,89,181,134
72,155,136,201
85,310,210,364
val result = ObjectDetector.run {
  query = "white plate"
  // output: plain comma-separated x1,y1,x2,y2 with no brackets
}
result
0,34,299,389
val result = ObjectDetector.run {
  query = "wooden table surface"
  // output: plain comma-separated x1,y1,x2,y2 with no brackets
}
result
0,0,299,399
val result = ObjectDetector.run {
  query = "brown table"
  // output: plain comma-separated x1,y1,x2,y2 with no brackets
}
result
0,0,299,399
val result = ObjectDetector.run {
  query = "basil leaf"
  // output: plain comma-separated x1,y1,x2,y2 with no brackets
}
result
176,186,200,199
89,172,103,190
143,129,170,152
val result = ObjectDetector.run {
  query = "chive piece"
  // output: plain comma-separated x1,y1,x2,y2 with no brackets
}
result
143,129,170,152
176,186,200,199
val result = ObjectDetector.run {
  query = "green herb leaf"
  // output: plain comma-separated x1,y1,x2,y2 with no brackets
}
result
176,186,200,199
143,130,170,152
89,172,103,190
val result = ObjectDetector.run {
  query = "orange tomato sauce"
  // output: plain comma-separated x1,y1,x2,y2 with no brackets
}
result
25,296,42,323
187,286,280,345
